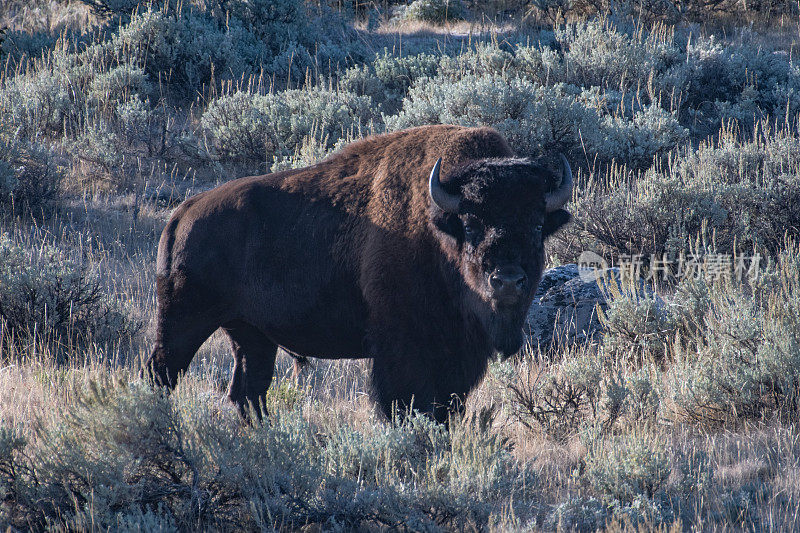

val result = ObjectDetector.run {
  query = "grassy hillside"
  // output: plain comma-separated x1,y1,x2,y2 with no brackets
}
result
1,0,800,530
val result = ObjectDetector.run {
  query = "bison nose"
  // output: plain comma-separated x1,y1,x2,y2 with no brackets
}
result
489,267,527,300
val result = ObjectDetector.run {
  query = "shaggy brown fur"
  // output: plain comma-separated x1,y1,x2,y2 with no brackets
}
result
145,125,571,422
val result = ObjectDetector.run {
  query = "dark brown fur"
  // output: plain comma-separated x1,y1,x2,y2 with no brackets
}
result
145,125,570,422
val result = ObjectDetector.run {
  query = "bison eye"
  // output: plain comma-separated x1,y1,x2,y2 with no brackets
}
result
463,220,482,241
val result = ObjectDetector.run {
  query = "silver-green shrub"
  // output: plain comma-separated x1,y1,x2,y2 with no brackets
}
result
584,430,670,505
387,74,596,158
269,126,352,172
682,35,800,131
545,496,609,532
88,64,152,107
340,50,440,114
0,378,532,530
506,349,662,440
403,0,466,24
508,351,602,442
0,233,137,361
0,133,62,214
552,17,682,91
201,88,377,172
568,123,800,263
388,72,685,167
0,52,78,140
0,41,175,190
437,41,518,80
0,425,26,505
108,8,259,96
669,253,800,424
601,285,674,364
596,105,689,168
480,20,799,138
584,243,800,426
0,0,365,181
623,367,662,423
87,1,362,95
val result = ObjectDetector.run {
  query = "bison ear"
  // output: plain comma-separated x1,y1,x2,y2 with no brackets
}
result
543,209,571,238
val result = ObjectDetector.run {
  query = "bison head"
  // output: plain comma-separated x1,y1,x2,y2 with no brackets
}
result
429,156,572,356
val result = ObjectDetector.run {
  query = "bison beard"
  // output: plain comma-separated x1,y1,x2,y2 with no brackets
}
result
489,308,528,357
144,125,572,425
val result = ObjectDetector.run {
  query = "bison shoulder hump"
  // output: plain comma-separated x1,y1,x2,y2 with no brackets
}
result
446,126,514,160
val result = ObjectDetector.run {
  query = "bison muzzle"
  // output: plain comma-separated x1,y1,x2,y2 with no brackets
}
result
145,125,572,423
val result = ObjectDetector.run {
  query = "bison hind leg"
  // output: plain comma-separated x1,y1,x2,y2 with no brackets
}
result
145,317,218,389
222,321,278,420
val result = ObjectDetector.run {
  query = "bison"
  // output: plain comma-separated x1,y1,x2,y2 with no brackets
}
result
145,125,572,423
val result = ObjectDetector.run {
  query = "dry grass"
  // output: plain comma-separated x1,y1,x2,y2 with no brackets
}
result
4,314,800,530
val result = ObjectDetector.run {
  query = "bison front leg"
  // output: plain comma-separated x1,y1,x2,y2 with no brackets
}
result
370,343,468,426
371,355,436,423
223,321,278,420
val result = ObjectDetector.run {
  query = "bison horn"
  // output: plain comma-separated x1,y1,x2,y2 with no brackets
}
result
428,158,460,213
545,154,573,212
